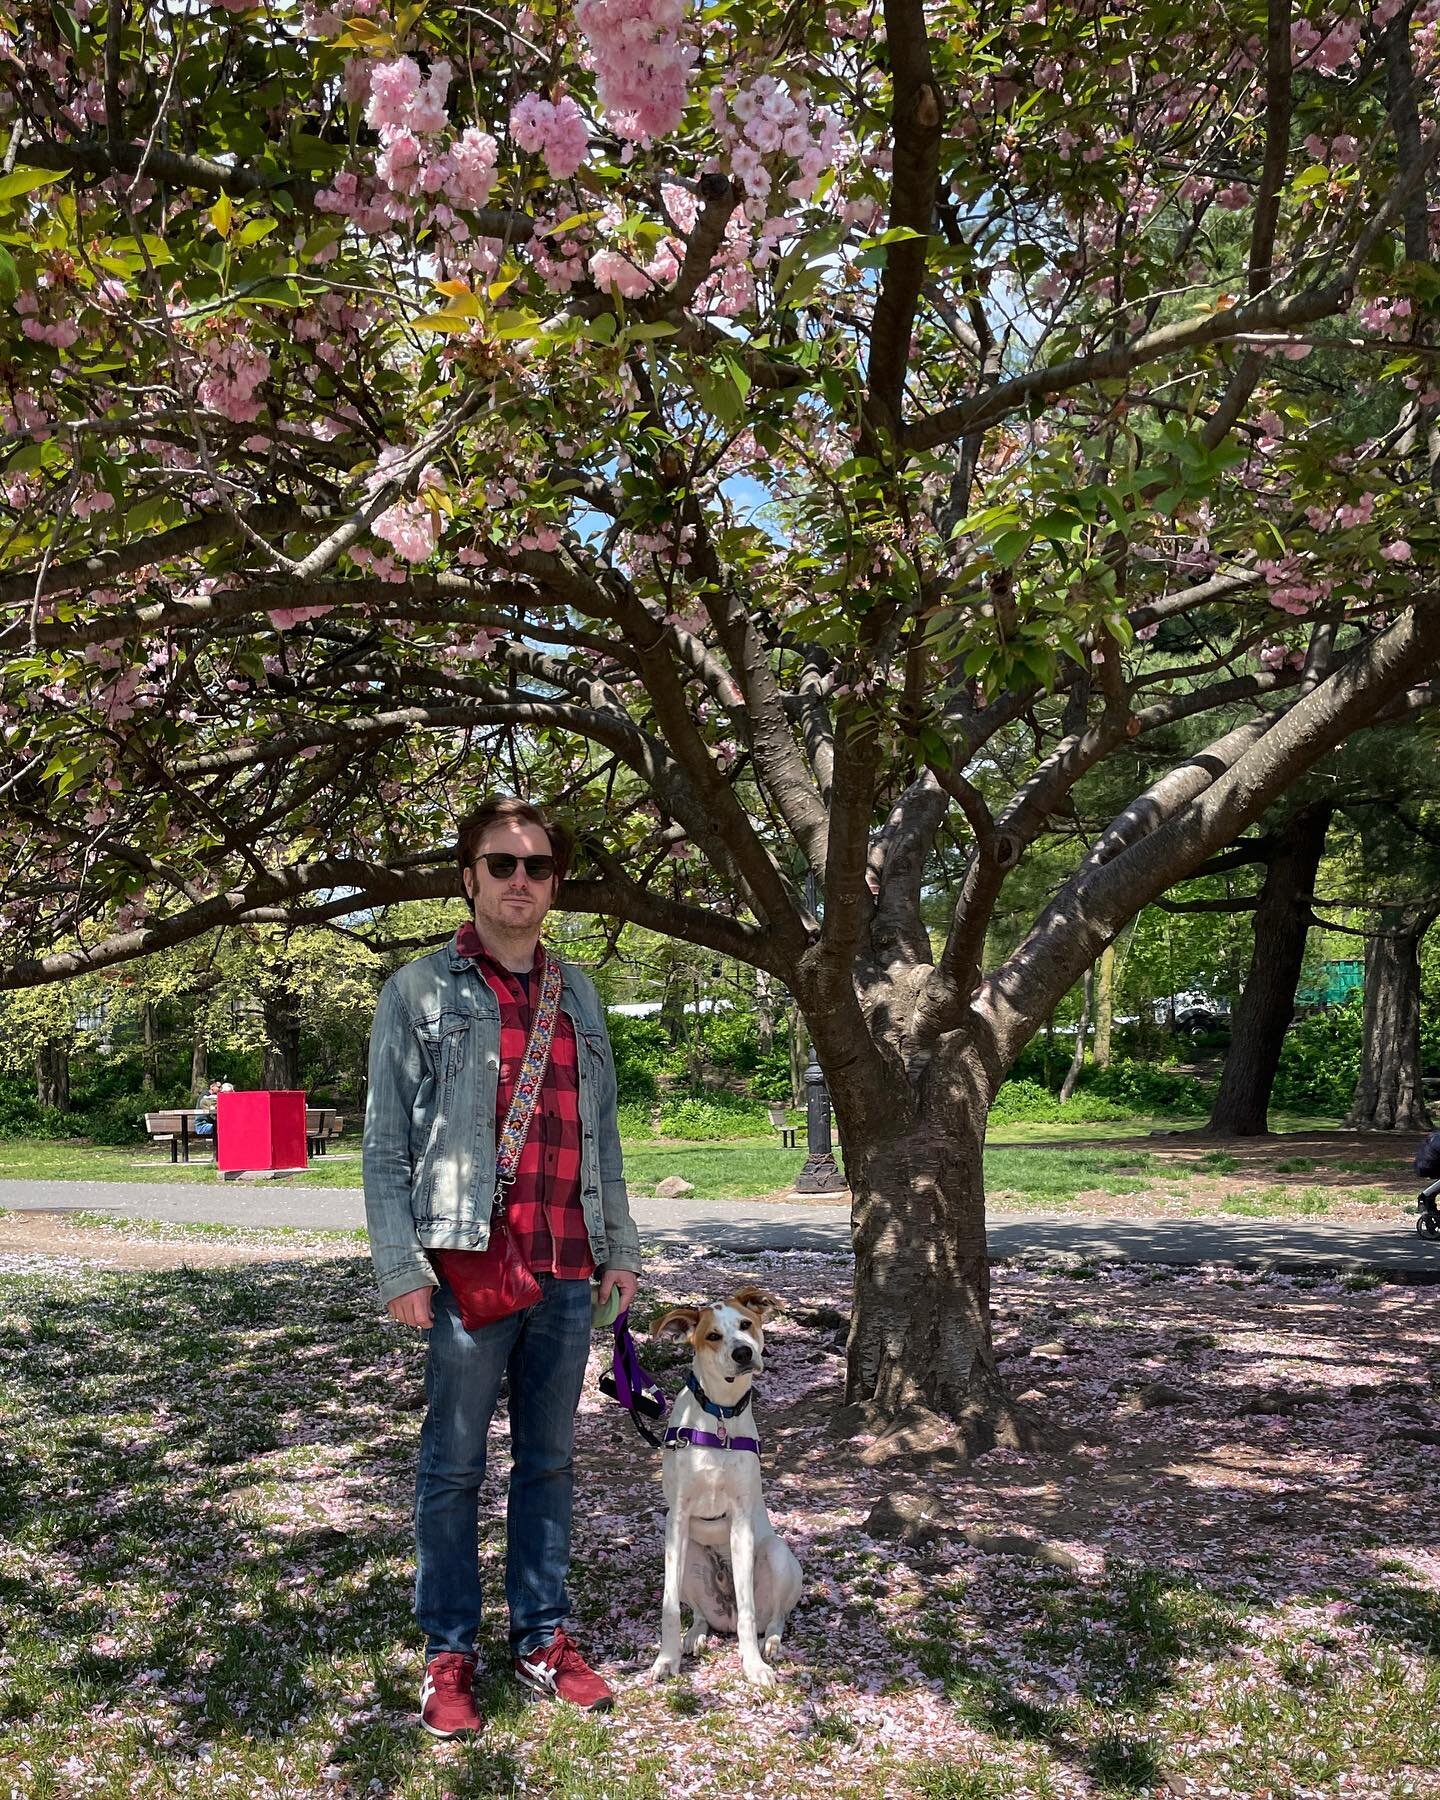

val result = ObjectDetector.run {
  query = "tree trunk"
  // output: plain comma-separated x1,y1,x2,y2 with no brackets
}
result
36,1041,71,1111
1207,804,1331,1136
262,990,302,1091
141,1000,157,1094
191,1030,208,1095
1093,944,1116,1068
1059,966,1093,1104
1345,906,1436,1131
831,1036,1046,1457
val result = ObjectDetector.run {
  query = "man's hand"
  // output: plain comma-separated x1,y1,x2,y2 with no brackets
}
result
597,1267,639,1315
387,1285,436,1329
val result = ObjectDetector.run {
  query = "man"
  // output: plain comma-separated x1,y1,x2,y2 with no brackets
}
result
363,796,641,1739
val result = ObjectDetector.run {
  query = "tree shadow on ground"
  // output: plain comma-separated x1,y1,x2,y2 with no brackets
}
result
2,1249,1438,1798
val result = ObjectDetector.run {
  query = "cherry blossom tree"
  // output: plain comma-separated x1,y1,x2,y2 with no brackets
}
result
3,0,1440,1443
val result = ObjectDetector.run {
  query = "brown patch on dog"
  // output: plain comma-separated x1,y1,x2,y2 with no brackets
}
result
652,1305,702,1341
730,1283,777,1323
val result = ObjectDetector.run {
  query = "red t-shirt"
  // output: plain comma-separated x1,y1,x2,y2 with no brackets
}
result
455,924,594,1279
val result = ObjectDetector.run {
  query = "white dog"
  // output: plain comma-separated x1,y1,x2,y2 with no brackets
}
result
647,1284,803,1689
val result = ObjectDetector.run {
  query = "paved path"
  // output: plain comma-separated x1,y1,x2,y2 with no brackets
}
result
3,1179,1438,1277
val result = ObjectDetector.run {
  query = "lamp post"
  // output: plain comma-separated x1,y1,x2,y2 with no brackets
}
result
794,872,848,1195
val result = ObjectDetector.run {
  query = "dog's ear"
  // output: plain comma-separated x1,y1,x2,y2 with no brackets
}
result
731,1284,777,1323
652,1306,701,1340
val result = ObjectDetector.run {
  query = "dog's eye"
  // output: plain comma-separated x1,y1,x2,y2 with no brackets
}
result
737,1320,754,1332
705,1332,723,1342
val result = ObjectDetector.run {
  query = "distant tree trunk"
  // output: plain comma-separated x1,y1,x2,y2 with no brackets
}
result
141,1000,157,1094
1093,944,1116,1068
263,990,302,1090
36,1041,71,1111
1059,966,1093,1103
191,1030,208,1095
1345,906,1436,1131
789,1009,805,1108
755,970,775,1055
1207,804,1331,1136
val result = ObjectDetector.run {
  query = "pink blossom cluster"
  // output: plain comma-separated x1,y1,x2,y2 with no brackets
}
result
303,0,385,38
14,288,79,350
317,55,500,255
1358,295,1412,338
2,388,50,440
195,336,270,424
1301,130,1358,164
709,77,843,221
1259,641,1306,672
267,603,337,631
1290,15,1361,72
372,463,447,564
1257,555,1332,616
509,94,590,180
573,0,697,146
348,544,407,583
527,215,592,293
1306,491,1376,532
1381,539,1414,562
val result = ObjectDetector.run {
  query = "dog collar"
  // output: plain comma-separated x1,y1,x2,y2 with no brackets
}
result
685,1371,752,1420
664,1424,761,1455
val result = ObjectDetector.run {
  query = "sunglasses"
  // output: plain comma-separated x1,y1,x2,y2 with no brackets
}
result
475,852,556,882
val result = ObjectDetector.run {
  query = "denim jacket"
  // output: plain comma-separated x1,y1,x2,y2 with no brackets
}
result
362,939,641,1307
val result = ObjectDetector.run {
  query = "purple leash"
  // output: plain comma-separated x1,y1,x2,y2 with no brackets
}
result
600,1310,671,1448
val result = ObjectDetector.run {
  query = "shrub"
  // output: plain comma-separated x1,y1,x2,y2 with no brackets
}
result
1272,1000,1362,1114
603,1012,668,1103
988,1079,1128,1125
1078,1058,1212,1115
654,1094,775,1139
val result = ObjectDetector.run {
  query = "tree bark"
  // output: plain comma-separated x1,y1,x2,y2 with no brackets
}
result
141,1000,157,1094
1093,944,1116,1068
1206,804,1331,1136
36,1041,71,1111
191,1030,208,1095
262,990,302,1091
1344,906,1436,1131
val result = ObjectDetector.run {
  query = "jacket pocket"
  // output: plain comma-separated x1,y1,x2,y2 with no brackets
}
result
413,1011,473,1216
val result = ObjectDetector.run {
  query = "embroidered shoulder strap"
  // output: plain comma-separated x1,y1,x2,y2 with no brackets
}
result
493,952,563,1211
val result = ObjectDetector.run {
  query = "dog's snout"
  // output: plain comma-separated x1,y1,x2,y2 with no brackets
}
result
732,1343,754,1366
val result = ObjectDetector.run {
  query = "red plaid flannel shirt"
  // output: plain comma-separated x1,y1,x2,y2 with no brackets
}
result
456,924,594,1280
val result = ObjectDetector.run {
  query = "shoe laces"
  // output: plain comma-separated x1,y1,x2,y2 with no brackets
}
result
432,1654,474,1693
537,1630,586,1675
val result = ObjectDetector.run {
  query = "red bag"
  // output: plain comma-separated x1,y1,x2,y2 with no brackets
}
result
432,1219,541,1330
430,953,562,1330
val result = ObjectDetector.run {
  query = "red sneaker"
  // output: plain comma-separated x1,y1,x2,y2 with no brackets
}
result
419,1652,482,1738
513,1631,614,1711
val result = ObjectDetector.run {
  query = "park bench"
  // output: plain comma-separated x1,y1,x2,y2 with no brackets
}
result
145,1109,200,1164
305,1108,344,1156
767,1103,798,1150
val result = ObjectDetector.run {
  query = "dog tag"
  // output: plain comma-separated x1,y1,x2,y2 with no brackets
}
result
716,1420,728,1445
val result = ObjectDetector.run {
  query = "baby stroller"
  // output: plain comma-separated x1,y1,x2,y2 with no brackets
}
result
1414,1131,1440,1239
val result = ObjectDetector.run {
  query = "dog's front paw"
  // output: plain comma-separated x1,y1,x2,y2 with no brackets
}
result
647,1652,681,1683
762,1633,784,1663
742,1657,778,1690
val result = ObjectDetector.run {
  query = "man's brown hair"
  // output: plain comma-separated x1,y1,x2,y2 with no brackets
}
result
455,796,574,893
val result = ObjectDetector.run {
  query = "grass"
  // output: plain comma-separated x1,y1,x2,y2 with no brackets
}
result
3,1245,1437,1798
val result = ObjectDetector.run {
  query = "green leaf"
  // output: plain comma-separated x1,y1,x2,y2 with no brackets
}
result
0,167,63,204
1292,164,1330,191
209,191,235,239
0,245,17,307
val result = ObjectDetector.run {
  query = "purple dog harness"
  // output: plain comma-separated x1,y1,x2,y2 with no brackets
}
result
600,1320,761,1455
662,1372,762,1457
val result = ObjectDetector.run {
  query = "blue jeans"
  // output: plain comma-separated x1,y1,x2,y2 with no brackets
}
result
415,1273,592,1660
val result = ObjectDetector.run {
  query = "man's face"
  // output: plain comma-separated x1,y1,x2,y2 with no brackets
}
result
462,819,558,941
